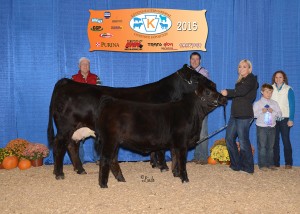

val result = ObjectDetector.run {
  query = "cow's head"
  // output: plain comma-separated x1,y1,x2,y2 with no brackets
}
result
177,64,216,88
195,81,227,113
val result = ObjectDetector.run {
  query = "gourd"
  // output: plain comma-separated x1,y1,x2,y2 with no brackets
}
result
207,156,217,165
2,156,19,169
18,159,31,170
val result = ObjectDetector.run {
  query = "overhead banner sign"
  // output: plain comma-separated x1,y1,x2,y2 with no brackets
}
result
87,8,208,52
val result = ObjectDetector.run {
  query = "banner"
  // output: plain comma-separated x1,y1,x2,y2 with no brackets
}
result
87,8,208,52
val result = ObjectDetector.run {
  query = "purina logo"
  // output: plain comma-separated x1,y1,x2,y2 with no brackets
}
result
129,13,172,35
104,11,111,19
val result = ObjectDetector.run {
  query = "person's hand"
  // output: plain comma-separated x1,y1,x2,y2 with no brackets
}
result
262,108,267,113
221,90,227,96
287,120,294,127
268,107,273,113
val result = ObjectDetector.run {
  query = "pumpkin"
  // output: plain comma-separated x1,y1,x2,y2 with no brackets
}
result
2,156,19,169
207,156,217,165
18,159,31,170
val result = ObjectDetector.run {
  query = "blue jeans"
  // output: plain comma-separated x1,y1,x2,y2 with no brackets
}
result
256,126,275,168
274,118,293,166
225,117,254,173
194,116,208,162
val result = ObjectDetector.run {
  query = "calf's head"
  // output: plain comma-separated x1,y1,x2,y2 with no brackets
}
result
195,82,227,113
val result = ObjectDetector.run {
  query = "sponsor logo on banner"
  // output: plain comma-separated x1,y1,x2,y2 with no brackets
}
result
111,26,123,30
161,42,177,50
90,26,103,31
125,40,143,50
88,9,208,52
129,13,172,35
91,18,103,23
179,43,202,49
100,42,119,48
100,33,113,38
148,43,162,47
104,11,111,19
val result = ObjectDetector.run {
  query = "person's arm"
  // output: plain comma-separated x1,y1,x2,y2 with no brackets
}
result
227,76,257,98
253,101,262,118
288,88,295,122
96,76,101,86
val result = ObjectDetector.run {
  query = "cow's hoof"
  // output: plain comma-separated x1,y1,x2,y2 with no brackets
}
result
181,178,189,183
172,171,180,177
77,170,87,175
160,165,169,172
150,162,158,168
100,184,108,188
116,174,126,182
55,174,65,180
117,177,126,182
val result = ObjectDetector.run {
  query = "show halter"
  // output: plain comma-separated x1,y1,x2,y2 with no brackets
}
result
176,65,227,144
176,65,198,85
196,105,227,145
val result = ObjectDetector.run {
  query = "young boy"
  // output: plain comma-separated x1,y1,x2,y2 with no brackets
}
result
253,83,282,171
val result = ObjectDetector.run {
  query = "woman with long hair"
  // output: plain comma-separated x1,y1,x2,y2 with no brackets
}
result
271,70,295,169
221,59,258,174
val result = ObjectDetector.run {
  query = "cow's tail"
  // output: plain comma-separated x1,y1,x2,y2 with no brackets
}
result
96,95,114,130
94,95,114,155
47,79,68,148
47,87,55,149
98,95,114,115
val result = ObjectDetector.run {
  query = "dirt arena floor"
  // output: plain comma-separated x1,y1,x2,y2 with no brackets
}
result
1,162,300,214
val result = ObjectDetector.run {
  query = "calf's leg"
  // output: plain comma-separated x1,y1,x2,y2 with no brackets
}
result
99,138,118,188
176,148,189,183
150,152,157,168
67,140,86,175
99,157,110,188
150,150,169,172
53,136,67,180
110,154,126,182
171,149,179,177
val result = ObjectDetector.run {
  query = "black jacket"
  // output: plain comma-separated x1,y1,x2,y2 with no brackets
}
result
226,73,258,118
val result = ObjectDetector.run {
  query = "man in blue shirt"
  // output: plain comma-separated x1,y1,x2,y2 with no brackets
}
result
190,52,209,164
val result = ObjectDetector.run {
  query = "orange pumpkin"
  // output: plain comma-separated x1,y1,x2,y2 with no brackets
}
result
2,156,19,169
18,159,31,170
207,156,217,165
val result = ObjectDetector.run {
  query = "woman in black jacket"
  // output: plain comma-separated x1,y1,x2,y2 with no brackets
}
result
221,59,258,174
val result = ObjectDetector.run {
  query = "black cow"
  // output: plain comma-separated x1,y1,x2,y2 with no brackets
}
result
95,82,227,188
48,64,215,179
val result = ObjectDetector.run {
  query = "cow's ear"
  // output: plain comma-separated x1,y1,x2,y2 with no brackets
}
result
178,64,192,81
211,82,217,89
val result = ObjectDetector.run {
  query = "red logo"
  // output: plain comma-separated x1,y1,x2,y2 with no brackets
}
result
125,40,143,50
